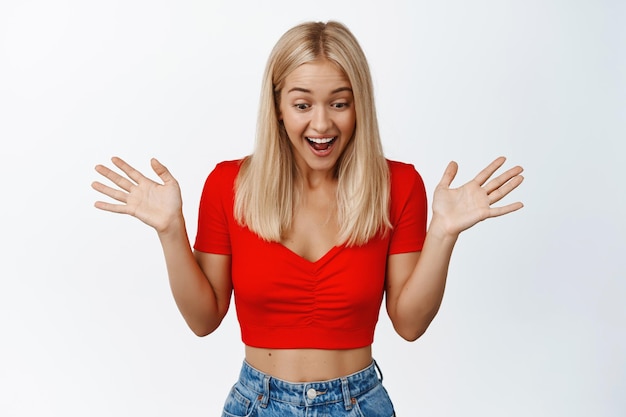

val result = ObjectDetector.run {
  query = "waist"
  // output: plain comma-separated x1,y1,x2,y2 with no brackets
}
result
245,345,372,382
237,359,382,407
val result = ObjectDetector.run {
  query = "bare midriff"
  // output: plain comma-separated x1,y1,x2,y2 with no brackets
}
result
245,345,373,382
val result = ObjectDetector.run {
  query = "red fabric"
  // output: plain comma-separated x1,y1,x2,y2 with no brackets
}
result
194,159,427,349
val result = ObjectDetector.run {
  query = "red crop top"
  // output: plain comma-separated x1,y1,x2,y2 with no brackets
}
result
193,159,427,349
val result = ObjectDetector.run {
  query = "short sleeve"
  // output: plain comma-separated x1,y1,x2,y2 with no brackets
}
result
193,161,240,254
388,161,428,254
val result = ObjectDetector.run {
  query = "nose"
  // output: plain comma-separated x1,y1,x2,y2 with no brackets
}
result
310,106,331,133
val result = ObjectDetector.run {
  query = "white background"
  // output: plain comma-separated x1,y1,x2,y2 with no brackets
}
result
1,0,624,416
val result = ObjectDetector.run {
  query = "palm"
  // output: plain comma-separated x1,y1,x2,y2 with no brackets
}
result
92,157,183,232
432,157,524,236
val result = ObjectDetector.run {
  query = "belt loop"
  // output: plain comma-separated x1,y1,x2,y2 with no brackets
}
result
374,359,384,383
341,377,352,410
260,375,270,408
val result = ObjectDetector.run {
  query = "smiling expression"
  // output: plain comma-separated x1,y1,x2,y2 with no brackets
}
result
278,59,356,179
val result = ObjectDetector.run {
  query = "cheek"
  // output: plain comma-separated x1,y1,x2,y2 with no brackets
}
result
282,117,305,141
342,113,356,135
283,112,307,130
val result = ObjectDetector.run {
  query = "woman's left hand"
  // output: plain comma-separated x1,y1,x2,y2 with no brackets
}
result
430,156,524,237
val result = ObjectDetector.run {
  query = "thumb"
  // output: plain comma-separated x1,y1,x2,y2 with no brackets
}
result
438,161,458,188
151,158,175,183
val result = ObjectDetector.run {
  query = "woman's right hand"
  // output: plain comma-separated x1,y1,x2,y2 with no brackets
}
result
92,157,183,233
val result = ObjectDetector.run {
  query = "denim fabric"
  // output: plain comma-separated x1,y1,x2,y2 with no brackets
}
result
221,360,395,417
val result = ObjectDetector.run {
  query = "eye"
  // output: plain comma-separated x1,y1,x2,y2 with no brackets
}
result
294,103,310,110
332,102,350,110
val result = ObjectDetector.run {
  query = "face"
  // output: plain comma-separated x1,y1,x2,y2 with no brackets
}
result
278,59,356,178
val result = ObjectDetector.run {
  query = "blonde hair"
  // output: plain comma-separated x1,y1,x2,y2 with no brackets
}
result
234,21,391,246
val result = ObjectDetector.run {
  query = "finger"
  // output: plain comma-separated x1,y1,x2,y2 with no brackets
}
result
93,200,132,215
91,180,129,204
94,163,135,192
488,201,524,218
484,165,524,195
438,161,458,188
487,175,524,205
474,156,507,186
111,156,147,184
151,158,175,184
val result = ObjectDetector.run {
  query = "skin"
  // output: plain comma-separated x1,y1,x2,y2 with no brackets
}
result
92,60,524,383
278,59,356,186
276,59,355,263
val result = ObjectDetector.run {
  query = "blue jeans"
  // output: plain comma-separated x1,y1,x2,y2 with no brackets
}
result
221,360,395,417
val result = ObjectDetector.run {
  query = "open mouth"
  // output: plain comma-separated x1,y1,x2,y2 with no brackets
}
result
306,136,336,152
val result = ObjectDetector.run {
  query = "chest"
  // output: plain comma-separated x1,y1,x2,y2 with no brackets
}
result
230,225,390,323
280,196,340,263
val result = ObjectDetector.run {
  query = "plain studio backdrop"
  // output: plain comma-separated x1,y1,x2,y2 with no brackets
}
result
0,0,624,416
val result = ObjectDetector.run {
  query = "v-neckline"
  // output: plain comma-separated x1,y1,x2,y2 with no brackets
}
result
276,242,344,266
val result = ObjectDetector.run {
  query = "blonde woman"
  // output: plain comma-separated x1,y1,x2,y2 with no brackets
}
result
93,21,523,417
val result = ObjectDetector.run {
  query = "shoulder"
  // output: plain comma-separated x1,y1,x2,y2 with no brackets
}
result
212,158,245,177
386,159,428,233
387,159,417,174
386,159,424,188
205,158,245,184
386,159,427,213
200,159,246,197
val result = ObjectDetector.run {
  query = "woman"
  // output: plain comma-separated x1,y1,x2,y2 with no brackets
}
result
92,21,523,416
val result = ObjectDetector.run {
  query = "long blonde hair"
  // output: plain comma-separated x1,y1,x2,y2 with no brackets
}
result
234,21,391,246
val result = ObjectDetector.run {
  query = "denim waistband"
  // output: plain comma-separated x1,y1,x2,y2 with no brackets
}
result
237,360,382,408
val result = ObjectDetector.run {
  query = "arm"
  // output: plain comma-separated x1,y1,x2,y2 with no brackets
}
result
386,157,524,341
157,219,232,336
92,157,231,336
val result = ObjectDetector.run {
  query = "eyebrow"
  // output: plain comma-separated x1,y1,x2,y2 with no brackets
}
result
287,86,353,94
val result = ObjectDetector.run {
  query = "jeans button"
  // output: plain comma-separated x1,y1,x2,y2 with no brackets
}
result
306,388,317,400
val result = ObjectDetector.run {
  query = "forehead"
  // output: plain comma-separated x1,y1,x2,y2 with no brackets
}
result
283,59,351,91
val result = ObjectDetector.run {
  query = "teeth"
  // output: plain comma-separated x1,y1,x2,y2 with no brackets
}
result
306,137,335,144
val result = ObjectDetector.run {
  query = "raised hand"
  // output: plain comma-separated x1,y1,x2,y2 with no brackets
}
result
431,156,524,237
92,157,183,233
